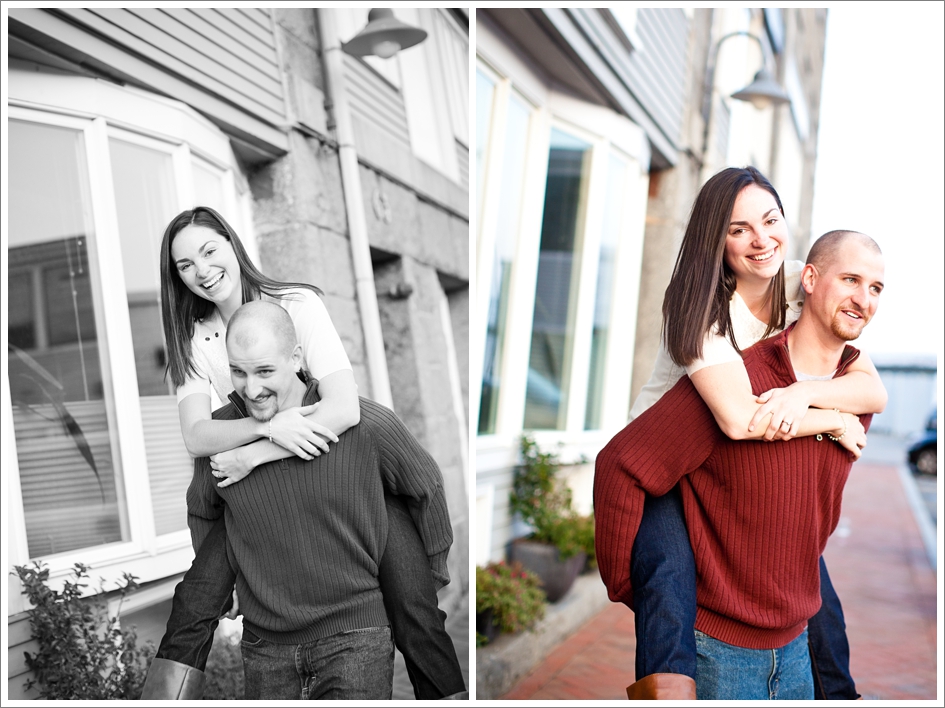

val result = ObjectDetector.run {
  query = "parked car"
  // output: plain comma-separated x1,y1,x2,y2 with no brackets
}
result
907,408,937,476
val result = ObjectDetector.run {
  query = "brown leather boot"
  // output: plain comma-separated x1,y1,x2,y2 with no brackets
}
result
626,673,696,700
140,658,206,700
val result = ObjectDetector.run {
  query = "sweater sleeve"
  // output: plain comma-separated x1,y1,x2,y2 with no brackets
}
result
186,456,225,552
359,399,453,590
185,403,238,550
594,376,718,607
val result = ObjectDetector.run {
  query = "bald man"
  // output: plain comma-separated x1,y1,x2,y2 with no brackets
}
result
184,300,454,700
595,231,885,700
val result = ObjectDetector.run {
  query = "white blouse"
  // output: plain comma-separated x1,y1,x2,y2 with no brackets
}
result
175,288,352,408
628,260,805,422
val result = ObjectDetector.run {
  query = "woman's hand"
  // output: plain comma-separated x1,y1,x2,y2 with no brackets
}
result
268,404,339,459
750,383,813,441
211,447,256,488
833,412,867,460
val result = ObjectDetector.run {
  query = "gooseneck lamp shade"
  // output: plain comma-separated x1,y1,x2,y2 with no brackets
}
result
730,67,791,110
341,8,428,59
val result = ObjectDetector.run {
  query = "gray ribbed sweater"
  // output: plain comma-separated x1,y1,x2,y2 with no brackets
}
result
187,380,452,645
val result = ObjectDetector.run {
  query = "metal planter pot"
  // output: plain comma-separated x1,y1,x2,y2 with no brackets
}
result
510,539,586,603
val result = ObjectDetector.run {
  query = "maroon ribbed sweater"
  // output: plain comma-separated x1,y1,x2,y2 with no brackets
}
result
594,327,870,649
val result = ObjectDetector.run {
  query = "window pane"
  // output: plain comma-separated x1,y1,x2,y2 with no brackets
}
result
110,137,190,535
523,129,591,430
478,94,530,434
8,119,129,557
475,68,495,218
192,159,225,214
585,152,627,430
109,138,176,396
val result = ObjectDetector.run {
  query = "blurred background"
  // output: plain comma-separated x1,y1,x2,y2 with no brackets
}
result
474,5,940,700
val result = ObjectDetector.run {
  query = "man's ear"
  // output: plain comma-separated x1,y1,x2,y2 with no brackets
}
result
801,263,817,295
291,344,303,371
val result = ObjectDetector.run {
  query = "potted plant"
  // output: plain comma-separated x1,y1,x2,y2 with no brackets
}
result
508,435,594,601
475,561,546,646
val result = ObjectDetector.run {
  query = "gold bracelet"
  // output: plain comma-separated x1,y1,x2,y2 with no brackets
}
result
826,408,846,442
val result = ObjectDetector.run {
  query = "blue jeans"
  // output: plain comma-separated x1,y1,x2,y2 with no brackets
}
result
695,627,813,700
157,493,465,699
241,625,393,700
631,487,859,699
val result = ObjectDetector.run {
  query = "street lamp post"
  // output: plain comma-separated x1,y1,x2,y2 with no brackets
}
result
700,30,792,163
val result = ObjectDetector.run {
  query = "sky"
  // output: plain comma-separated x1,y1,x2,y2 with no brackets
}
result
809,3,944,359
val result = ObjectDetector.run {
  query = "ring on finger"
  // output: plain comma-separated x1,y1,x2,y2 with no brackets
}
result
782,420,792,428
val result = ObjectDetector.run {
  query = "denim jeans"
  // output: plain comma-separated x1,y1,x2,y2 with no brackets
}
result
381,494,466,698
695,627,813,700
157,493,465,698
808,556,860,699
241,625,393,700
631,486,858,699
155,515,235,670
631,487,697,679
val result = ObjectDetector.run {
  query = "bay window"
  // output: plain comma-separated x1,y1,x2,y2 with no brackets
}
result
6,69,251,609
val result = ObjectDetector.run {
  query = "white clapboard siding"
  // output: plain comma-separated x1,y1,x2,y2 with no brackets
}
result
343,54,411,148
53,7,287,129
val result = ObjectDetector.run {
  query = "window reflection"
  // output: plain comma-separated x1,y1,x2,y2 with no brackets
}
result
523,129,591,430
478,93,530,434
585,152,626,430
9,119,127,557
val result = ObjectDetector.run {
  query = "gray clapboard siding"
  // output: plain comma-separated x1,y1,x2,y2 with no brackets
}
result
626,8,690,149
8,613,40,700
343,55,411,148
456,140,469,190
53,7,287,128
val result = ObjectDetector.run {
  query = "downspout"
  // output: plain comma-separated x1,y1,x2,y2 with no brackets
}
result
318,10,394,408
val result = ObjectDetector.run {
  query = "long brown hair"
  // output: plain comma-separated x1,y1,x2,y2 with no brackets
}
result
159,206,322,389
662,166,786,367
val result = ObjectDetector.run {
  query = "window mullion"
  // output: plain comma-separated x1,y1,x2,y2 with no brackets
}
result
85,116,158,554
3,375,31,615
173,142,195,213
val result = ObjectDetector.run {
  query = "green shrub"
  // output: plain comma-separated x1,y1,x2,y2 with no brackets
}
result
13,561,154,699
510,435,594,560
475,561,546,639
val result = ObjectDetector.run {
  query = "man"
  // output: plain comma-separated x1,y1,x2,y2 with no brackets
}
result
180,300,453,700
595,231,884,700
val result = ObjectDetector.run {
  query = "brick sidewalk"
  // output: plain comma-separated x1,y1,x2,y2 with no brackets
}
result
500,462,938,700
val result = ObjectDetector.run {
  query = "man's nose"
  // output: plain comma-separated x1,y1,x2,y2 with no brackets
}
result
245,376,263,399
851,282,871,307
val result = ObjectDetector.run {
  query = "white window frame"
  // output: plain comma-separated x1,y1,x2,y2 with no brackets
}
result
474,34,653,573
7,69,251,613
474,77,649,457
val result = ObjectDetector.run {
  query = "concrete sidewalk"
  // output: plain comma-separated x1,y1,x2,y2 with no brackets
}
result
499,458,939,701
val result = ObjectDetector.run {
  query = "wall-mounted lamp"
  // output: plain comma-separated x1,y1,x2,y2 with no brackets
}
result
700,30,791,159
341,8,427,60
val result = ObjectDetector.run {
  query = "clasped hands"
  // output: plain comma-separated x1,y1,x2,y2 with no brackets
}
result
210,403,339,488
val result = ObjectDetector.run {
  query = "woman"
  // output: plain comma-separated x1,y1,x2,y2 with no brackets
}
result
624,167,885,699
143,207,466,700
